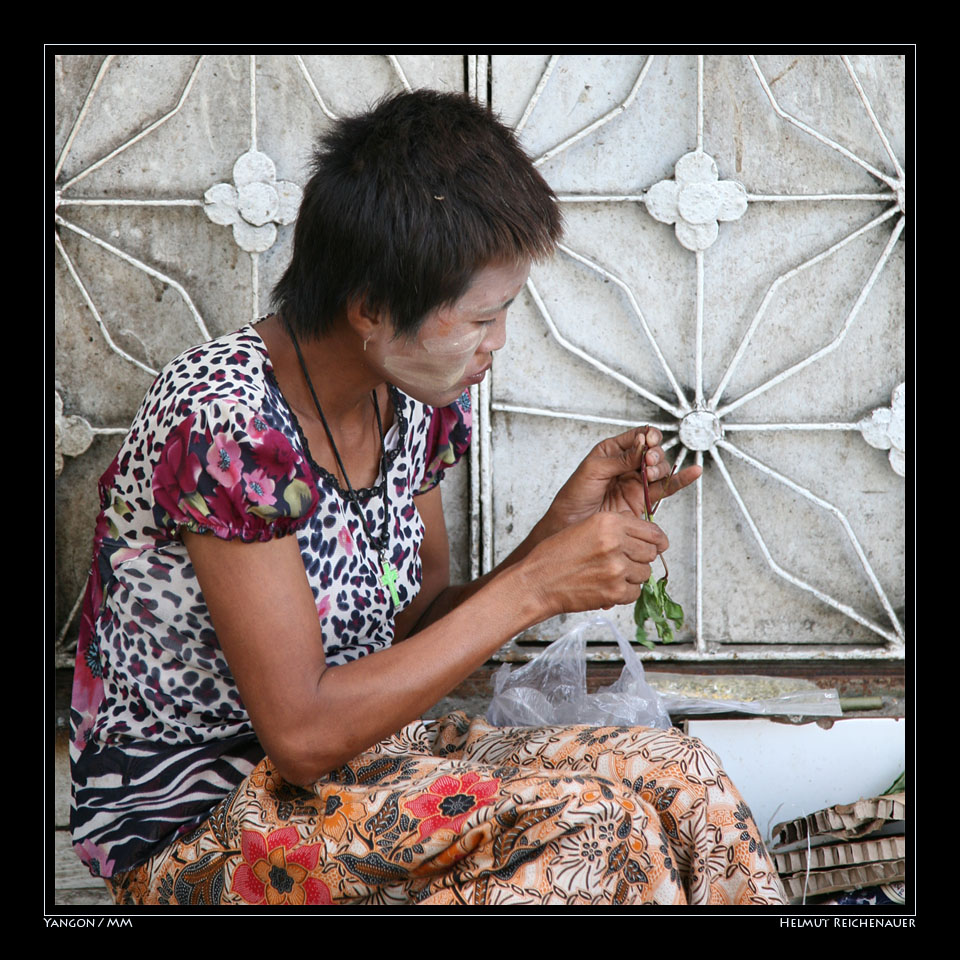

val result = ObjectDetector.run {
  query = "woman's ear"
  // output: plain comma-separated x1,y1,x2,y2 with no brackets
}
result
345,295,392,348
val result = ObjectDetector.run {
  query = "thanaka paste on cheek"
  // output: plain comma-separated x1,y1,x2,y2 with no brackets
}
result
382,326,486,392
379,260,527,396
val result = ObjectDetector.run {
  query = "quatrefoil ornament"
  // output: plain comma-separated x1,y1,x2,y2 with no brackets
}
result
858,383,906,477
55,391,94,476
644,151,748,251
203,151,302,253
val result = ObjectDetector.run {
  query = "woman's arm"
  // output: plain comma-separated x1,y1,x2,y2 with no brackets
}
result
397,425,701,640
183,504,665,787
393,485,555,642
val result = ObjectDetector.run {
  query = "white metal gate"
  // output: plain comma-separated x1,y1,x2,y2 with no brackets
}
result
53,52,907,667
480,54,906,662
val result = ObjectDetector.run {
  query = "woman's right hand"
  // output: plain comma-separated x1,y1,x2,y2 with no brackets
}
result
522,511,668,617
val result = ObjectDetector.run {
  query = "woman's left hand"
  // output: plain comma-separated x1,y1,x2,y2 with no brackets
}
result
408,427,701,637
543,426,702,531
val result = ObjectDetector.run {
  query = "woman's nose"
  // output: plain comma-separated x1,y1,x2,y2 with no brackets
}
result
481,313,508,354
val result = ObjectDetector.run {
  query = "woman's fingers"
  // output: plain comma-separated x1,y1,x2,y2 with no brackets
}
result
599,424,661,456
621,511,668,543
649,464,703,503
623,515,668,553
593,426,662,470
596,425,674,482
604,515,665,594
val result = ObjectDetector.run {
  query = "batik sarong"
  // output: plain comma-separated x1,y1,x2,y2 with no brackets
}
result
106,715,786,906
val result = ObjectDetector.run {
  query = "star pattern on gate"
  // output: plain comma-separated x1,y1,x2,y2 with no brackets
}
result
493,54,906,657
53,54,906,663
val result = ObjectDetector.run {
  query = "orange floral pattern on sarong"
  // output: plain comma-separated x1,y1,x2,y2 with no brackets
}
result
106,715,785,907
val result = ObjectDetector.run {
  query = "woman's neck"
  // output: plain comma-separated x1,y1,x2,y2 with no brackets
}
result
254,315,394,490
258,314,385,430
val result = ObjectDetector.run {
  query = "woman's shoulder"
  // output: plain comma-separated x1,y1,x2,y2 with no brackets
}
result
102,324,294,502
119,324,281,460
142,324,271,421
106,324,318,543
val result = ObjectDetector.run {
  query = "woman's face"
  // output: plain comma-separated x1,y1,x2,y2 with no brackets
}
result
377,259,531,407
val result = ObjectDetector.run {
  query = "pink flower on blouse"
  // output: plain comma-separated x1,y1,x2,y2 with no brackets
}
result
206,434,243,487
247,414,270,442
243,468,276,506
317,595,331,620
203,480,252,538
337,526,353,556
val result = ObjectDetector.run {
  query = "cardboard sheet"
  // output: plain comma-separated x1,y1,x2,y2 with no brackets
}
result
774,835,905,875
771,792,905,847
781,859,905,902
770,792,906,903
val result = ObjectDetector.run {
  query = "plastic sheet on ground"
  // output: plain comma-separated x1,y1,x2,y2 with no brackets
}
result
647,673,843,718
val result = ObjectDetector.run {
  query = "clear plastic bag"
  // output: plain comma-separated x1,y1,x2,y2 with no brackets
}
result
486,617,673,729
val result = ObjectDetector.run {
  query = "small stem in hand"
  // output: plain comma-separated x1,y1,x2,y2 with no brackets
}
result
651,461,679,518
639,445,653,521
634,439,684,646
644,455,677,581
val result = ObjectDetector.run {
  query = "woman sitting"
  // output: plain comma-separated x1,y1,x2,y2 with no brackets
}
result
70,89,786,906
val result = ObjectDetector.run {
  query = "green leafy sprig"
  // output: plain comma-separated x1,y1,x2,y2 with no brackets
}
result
633,446,683,650
634,575,684,647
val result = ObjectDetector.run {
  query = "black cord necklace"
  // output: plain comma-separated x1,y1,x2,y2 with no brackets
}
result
284,320,400,609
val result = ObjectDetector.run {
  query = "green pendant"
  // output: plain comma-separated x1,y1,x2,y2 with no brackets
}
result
380,556,400,607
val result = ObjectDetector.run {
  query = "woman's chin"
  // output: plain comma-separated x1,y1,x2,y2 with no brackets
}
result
381,360,489,407
392,379,473,408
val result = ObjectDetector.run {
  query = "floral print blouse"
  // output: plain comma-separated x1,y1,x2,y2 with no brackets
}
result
69,323,471,878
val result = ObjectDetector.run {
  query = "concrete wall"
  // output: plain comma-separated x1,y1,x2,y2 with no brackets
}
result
54,53,907,666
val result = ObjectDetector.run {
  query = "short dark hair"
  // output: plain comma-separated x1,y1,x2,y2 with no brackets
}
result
272,89,563,340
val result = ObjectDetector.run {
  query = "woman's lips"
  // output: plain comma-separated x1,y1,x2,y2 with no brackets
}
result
463,364,491,385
